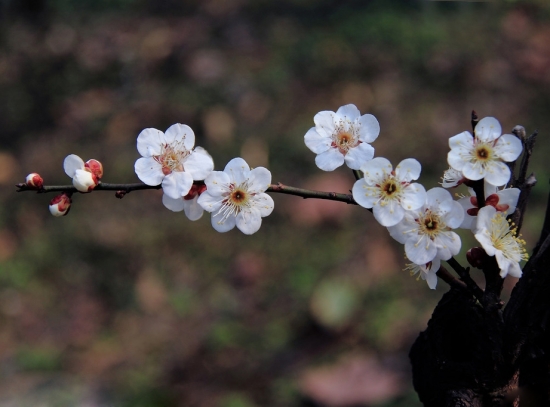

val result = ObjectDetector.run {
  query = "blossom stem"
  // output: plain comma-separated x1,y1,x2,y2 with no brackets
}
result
16,181,361,205
436,266,467,290
472,179,486,209
446,257,485,304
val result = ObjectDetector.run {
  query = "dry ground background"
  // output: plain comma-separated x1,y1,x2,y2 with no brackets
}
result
1,0,550,406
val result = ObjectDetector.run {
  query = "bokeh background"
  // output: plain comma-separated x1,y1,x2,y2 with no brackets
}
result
1,0,550,406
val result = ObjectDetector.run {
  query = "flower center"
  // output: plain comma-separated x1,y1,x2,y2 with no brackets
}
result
473,140,494,163
214,182,254,224
489,213,529,262
417,210,446,240
154,141,189,175
331,121,360,155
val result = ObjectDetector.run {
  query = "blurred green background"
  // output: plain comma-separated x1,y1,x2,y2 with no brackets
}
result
1,0,549,406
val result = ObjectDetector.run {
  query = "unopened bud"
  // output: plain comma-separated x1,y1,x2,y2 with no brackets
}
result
184,183,207,200
73,169,99,192
467,247,487,269
512,125,526,142
85,159,103,179
49,193,71,217
25,173,43,189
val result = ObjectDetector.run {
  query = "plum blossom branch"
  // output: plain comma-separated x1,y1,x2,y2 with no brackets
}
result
16,181,360,205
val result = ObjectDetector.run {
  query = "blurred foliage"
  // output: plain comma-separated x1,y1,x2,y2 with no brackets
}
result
1,0,550,406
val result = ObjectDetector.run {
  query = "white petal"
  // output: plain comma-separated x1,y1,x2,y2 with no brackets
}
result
165,123,195,150
248,167,272,193
475,231,497,256
426,188,453,210
135,157,164,186
352,180,379,209
184,147,214,180
335,104,360,121
211,211,236,233
387,214,416,244
494,134,523,162
457,195,476,229
162,194,185,212
476,206,496,232
63,154,85,178
236,208,263,235
162,171,193,199
224,157,250,184
373,202,405,227
204,171,231,196
197,191,223,213
434,231,461,260
313,111,336,138
357,114,380,143
304,127,331,154
405,237,437,265
137,128,163,157
483,161,511,187
395,158,421,182
344,142,375,170
449,131,473,151
461,160,486,181
475,117,501,142
183,197,204,221
73,169,96,192
315,149,344,171
360,157,393,184
400,183,426,211
252,193,274,217
444,201,465,229
425,268,438,290
497,188,520,214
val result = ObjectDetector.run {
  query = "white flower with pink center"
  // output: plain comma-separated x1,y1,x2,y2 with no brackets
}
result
197,158,274,235
304,104,380,171
134,124,214,200
447,117,523,186
388,188,464,265
458,185,520,230
352,157,426,227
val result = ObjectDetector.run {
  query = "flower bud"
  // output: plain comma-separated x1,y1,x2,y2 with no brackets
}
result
25,173,43,189
73,169,99,192
49,193,71,217
467,247,488,269
85,159,103,179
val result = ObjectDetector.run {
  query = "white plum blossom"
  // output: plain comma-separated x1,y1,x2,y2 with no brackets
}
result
162,183,207,221
134,124,214,200
474,205,528,278
458,185,520,230
63,154,100,192
198,158,274,235
405,256,441,290
304,104,380,171
447,117,523,186
440,167,465,188
352,157,426,227
388,187,464,265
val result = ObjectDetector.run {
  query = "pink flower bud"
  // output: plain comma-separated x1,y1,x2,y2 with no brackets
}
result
73,169,99,192
467,247,488,269
49,193,71,217
85,159,103,179
25,173,43,189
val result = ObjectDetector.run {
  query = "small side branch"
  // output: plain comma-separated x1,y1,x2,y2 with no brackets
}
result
446,257,485,304
267,183,359,205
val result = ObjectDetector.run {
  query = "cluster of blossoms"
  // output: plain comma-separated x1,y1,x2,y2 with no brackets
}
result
23,104,529,288
304,105,528,288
